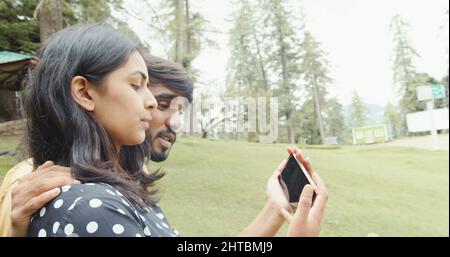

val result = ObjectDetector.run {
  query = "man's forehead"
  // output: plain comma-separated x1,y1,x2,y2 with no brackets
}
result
149,83,183,97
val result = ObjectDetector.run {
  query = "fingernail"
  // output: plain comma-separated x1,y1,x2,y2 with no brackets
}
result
51,188,61,194
73,180,81,184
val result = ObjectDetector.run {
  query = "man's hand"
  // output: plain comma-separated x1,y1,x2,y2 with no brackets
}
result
265,147,317,216
9,161,78,237
265,158,290,214
280,149,329,237
239,147,299,236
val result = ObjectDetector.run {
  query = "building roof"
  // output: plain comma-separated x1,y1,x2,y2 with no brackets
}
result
0,51,33,65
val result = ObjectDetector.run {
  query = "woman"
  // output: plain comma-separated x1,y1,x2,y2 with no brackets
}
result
25,24,175,236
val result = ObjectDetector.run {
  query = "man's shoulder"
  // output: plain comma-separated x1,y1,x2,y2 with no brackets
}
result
5,158,33,181
0,159,33,193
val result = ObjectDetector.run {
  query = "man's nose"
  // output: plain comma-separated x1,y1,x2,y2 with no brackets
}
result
167,112,182,132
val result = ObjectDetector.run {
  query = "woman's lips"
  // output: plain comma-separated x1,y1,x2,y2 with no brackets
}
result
141,121,150,129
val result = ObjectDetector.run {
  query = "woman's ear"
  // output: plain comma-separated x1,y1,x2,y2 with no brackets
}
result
71,76,96,112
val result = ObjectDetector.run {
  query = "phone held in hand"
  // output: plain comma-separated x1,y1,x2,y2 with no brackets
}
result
278,154,317,212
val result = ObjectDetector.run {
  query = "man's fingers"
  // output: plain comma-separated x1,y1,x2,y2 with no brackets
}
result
288,147,314,173
43,169,74,180
12,166,75,208
34,161,54,173
12,169,73,200
292,147,305,160
295,149,308,165
26,168,74,184
311,173,326,193
273,160,287,177
280,209,293,224
295,185,313,223
26,176,76,197
40,166,73,179
49,165,72,173
21,188,61,217
287,147,294,155
310,173,328,221
304,159,313,174
40,160,54,169
294,150,307,167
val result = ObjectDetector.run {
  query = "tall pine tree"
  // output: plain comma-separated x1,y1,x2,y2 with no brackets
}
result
349,91,368,128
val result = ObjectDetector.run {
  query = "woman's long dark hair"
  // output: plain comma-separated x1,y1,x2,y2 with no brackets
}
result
26,24,163,209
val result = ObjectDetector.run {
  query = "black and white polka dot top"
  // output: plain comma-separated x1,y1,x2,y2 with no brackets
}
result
28,183,179,237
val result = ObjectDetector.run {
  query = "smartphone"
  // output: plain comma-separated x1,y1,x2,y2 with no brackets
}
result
278,154,317,211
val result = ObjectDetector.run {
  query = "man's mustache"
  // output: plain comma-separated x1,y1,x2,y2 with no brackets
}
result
154,128,177,143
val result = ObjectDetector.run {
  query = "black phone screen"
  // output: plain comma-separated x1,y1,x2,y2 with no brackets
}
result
279,154,316,204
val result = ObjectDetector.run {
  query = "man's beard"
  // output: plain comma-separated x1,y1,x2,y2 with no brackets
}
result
150,149,169,162
149,128,176,162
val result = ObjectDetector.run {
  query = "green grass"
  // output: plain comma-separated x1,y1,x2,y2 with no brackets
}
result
0,138,21,181
1,137,448,236
154,138,449,237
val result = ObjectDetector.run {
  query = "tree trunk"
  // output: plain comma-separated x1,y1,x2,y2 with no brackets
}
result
185,0,191,67
276,22,294,144
189,97,195,136
253,32,269,91
37,0,63,43
184,0,195,136
174,0,184,63
312,75,326,144
286,111,295,144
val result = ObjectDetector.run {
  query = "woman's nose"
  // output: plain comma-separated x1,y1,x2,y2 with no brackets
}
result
143,88,158,110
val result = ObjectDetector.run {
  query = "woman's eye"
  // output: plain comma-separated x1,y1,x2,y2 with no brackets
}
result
131,84,140,91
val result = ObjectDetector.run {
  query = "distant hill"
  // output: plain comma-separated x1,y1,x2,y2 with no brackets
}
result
342,104,385,126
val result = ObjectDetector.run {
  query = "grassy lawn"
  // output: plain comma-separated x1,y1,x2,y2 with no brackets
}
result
0,138,22,181
1,137,448,236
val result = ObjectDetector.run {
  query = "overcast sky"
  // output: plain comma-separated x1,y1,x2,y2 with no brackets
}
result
124,0,449,106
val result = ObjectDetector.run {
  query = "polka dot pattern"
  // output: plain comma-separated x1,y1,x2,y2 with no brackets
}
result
39,207,46,217
64,224,74,236
52,222,60,234
38,229,46,237
86,221,98,234
89,198,102,208
144,226,151,236
29,183,178,237
53,199,64,209
112,224,124,234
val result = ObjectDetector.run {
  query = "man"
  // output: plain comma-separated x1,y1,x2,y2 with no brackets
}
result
1,56,327,237
144,55,193,163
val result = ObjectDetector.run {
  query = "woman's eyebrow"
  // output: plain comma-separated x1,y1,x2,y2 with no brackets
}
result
130,71,148,81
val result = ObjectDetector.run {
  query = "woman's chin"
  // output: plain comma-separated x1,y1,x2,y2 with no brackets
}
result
123,133,146,146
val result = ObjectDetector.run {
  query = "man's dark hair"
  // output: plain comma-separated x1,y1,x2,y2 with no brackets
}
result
143,55,193,103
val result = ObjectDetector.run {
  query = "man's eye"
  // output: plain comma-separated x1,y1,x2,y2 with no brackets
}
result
178,105,185,114
158,103,170,110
